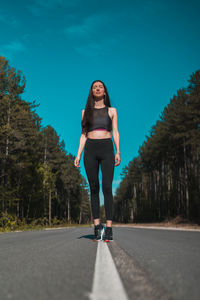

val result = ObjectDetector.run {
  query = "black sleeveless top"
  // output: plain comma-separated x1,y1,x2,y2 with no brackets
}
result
88,106,112,132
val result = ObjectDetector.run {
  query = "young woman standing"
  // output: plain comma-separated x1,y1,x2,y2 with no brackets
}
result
74,80,121,242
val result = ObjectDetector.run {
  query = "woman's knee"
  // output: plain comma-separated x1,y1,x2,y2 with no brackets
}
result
90,182,100,194
102,183,112,195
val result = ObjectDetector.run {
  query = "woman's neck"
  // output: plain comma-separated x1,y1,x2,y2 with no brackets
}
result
94,99,105,108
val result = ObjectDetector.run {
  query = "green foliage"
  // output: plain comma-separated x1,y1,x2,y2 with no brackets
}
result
114,70,200,223
0,212,23,230
0,56,91,226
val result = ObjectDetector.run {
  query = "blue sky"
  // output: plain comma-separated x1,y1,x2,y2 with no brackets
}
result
0,0,200,204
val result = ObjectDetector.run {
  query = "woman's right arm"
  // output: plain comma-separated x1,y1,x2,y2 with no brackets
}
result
74,110,87,168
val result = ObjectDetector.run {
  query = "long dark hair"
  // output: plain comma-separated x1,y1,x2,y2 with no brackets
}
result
81,80,111,136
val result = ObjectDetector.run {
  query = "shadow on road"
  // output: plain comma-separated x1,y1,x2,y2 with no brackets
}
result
78,234,94,240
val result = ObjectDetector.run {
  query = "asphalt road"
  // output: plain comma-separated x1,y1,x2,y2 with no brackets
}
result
110,227,200,300
0,226,200,300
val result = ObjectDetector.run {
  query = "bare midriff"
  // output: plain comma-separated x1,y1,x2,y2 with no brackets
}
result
88,128,111,139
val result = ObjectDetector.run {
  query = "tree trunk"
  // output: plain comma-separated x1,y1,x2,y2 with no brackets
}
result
79,208,82,224
67,198,71,223
43,143,47,218
183,140,189,219
4,97,10,188
49,189,51,226
167,163,171,220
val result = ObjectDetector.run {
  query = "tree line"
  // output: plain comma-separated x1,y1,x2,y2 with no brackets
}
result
113,70,200,224
0,56,91,226
2,56,199,227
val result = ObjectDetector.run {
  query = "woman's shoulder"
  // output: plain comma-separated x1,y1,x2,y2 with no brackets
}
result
108,107,117,113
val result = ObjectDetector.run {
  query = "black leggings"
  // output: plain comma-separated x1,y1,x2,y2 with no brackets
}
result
83,137,115,221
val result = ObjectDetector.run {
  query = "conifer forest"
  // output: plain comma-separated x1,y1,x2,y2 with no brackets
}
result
0,56,91,227
113,69,200,224
0,56,200,227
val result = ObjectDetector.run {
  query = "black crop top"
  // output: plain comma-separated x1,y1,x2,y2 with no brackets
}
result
88,106,112,132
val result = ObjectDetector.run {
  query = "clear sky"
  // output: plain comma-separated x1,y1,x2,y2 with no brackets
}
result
0,0,200,204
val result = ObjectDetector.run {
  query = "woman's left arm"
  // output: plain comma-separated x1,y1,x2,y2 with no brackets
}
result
112,108,121,166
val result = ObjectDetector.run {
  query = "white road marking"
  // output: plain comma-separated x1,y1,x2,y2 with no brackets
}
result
89,242,129,300
121,226,200,232
44,227,76,230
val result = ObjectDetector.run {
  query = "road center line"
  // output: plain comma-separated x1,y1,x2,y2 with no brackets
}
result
89,242,129,300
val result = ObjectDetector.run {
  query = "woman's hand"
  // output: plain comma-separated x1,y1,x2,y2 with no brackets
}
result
74,155,81,168
115,153,121,166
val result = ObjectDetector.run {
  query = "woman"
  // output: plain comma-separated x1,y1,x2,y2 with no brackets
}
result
74,80,121,242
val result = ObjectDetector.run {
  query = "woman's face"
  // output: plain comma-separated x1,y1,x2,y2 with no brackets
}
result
92,81,105,99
